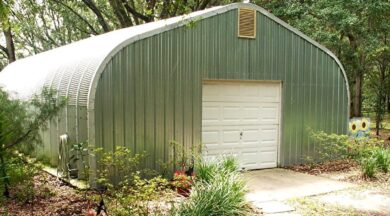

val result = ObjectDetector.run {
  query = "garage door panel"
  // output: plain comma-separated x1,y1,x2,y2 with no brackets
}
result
202,104,221,125
261,152,278,164
222,106,241,122
222,130,240,143
261,104,279,123
260,83,281,102
202,82,281,170
241,128,260,142
202,130,220,145
203,83,280,102
202,102,279,126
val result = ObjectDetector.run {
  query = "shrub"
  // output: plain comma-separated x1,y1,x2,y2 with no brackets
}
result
172,170,193,189
96,146,146,189
1,156,39,202
373,149,390,173
95,146,172,215
172,157,249,216
0,88,66,197
309,130,350,162
360,157,377,178
108,172,170,215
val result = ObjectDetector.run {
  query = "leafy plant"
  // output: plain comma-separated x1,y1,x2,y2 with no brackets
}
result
0,87,66,198
94,146,173,215
172,170,193,189
172,157,249,216
373,149,390,173
0,156,40,202
108,172,170,216
69,141,89,180
95,146,147,189
194,161,218,184
308,130,350,162
169,141,202,173
360,157,377,178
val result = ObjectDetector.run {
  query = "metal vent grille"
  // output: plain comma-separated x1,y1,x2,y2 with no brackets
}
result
238,8,256,38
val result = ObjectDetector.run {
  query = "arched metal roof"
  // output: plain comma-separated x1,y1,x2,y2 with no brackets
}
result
0,3,350,110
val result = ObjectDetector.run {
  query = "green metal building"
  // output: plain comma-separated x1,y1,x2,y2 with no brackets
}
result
0,3,349,181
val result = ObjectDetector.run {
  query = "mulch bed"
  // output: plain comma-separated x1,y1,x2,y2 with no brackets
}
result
0,172,97,216
287,159,359,175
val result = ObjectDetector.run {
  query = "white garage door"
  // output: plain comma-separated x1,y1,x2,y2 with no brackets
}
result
202,82,281,170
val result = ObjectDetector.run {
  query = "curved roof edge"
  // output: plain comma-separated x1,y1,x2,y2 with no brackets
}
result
88,2,350,116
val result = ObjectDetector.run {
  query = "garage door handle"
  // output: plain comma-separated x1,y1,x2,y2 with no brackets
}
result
240,132,243,138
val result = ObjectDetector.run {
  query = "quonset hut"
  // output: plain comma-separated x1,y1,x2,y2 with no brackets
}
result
0,3,350,181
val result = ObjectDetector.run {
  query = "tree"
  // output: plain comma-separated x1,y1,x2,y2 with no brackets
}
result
255,0,390,118
0,0,16,65
0,88,66,197
364,1,389,135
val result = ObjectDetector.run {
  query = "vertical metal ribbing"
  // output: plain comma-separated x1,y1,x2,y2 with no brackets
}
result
92,7,350,173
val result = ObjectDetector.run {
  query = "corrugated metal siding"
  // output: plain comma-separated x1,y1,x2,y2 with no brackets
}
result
94,9,348,169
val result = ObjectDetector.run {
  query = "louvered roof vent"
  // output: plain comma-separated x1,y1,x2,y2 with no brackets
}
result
238,8,256,38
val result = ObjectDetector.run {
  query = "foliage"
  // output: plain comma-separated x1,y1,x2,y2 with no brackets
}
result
194,160,218,183
169,141,202,171
172,170,193,189
373,149,390,173
195,156,238,183
107,172,170,216
69,141,89,180
95,146,172,215
0,87,66,198
255,0,390,118
95,146,146,189
0,155,42,203
172,157,250,216
308,130,390,177
360,156,377,178
308,130,350,162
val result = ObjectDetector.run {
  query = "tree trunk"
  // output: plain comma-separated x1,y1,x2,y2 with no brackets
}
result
388,90,390,113
353,72,363,117
3,27,16,63
375,68,386,136
0,153,10,198
108,0,133,28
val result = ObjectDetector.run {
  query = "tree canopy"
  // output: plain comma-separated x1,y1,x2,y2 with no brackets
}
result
0,0,389,125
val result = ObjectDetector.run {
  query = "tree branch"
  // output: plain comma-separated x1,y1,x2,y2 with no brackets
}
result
0,44,7,56
51,0,98,35
4,129,33,150
108,0,133,28
121,0,152,22
82,0,110,32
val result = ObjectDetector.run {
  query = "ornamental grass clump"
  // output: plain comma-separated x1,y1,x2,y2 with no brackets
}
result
373,149,390,173
360,156,377,178
172,157,250,216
